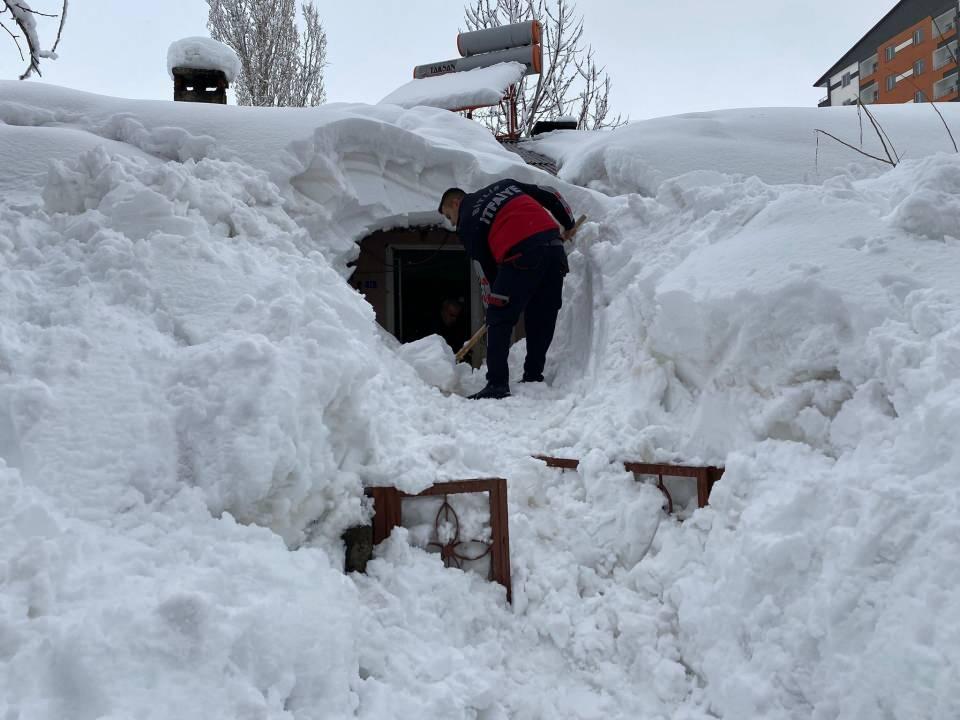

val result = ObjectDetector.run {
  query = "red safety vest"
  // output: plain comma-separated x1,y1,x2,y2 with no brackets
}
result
487,195,559,262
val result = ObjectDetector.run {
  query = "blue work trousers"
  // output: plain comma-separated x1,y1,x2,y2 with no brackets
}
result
485,233,568,387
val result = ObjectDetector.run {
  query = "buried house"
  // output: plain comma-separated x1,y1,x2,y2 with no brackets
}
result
345,139,559,366
349,21,565,364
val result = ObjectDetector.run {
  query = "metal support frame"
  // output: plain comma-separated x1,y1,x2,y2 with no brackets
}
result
534,455,724,513
365,479,512,602
497,85,521,141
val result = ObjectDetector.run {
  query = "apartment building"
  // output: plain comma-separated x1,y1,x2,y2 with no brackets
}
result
815,0,959,106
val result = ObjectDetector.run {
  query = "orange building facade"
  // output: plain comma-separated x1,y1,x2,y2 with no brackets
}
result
815,1,958,106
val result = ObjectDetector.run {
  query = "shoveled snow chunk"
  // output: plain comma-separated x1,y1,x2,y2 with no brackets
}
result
167,37,241,83
397,335,458,392
379,62,525,111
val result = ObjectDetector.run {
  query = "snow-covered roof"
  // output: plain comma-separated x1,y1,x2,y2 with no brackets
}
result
167,36,241,83
379,62,525,111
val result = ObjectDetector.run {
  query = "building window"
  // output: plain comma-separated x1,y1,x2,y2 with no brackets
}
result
915,59,925,75
873,89,880,102
842,72,851,87
887,74,897,91
886,45,896,61
915,90,926,102
914,28,924,45
934,9,957,38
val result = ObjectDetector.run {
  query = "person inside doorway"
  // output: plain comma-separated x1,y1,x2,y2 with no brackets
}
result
434,296,467,353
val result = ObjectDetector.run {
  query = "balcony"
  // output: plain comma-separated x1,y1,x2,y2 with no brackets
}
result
934,41,957,70
859,54,879,78
934,9,957,39
859,82,878,104
818,96,830,108
934,75,959,99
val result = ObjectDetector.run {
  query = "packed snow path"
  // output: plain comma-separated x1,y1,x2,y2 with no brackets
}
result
354,390,710,718
1,83,959,719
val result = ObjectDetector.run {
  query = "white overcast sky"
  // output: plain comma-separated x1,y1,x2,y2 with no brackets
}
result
1,0,892,120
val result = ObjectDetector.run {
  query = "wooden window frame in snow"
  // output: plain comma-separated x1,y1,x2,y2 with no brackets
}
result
534,456,725,514
365,479,513,602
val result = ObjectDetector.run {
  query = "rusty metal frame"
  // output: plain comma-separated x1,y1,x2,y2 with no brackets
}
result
496,85,521,141
365,479,512,603
534,455,724,512
454,84,520,141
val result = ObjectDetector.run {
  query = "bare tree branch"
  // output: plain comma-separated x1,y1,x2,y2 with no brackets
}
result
14,2,55,17
899,70,958,153
859,99,899,164
463,0,625,135
927,95,958,152
206,0,327,107
2,0,67,80
49,0,65,52
0,18,24,61
814,129,896,165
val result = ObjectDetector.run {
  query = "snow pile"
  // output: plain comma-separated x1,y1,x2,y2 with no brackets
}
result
0,145,375,714
167,36,241,82
532,105,960,195
1,79,959,719
379,62,525,111
535,124,960,717
2,142,391,548
395,335,463,393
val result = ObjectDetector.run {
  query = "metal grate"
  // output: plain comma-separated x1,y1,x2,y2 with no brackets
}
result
498,139,559,175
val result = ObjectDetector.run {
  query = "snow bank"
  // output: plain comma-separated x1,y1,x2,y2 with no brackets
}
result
395,335,462,392
379,62,525,111
537,126,960,718
0,82,606,254
532,105,960,194
2,79,959,719
167,36,241,83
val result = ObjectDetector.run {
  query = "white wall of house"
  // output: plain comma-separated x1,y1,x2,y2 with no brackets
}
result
829,62,860,105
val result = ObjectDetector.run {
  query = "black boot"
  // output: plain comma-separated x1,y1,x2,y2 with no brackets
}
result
468,383,511,400
520,373,544,383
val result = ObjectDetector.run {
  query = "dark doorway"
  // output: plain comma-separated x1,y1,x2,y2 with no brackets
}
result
393,248,472,351
349,226,486,366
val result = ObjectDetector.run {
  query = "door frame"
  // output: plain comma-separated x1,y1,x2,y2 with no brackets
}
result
385,243,484,343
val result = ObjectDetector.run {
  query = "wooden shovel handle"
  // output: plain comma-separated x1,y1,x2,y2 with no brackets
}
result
563,214,588,240
455,324,488,363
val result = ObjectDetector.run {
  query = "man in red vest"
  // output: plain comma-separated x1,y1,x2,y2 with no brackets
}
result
439,179,576,399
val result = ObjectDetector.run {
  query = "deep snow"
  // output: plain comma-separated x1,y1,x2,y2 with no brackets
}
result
379,62,526,111
1,82,959,719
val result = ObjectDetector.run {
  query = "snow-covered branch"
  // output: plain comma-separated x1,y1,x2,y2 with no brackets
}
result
1,0,67,80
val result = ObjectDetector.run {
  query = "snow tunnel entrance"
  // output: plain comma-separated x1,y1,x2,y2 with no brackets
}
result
350,226,486,365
